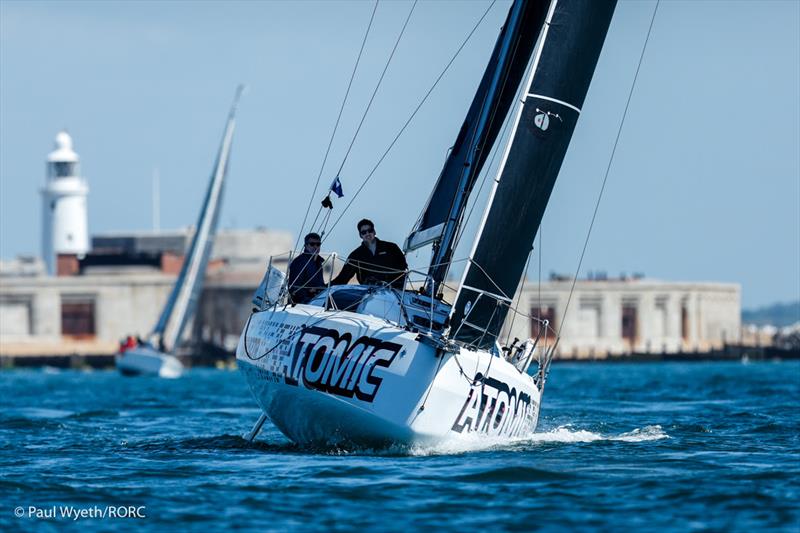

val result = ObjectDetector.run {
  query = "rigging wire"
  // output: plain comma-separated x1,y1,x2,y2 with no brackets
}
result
538,221,542,340
452,106,513,249
294,0,379,252
556,0,661,342
536,224,550,364
504,247,533,345
334,0,418,179
322,0,499,243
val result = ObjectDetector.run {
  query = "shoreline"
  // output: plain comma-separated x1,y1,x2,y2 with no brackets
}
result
1,344,797,370
557,345,799,363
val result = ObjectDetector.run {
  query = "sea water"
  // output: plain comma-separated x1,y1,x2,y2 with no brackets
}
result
1,361,798,531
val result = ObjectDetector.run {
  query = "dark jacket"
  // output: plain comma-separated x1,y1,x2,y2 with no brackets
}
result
331,238,407,289
288,252,326,304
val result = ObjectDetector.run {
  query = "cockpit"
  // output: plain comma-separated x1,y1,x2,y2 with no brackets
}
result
307,285,451,334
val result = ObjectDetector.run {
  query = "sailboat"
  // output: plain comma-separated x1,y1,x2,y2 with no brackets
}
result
117,87,244,378
237,0,616,445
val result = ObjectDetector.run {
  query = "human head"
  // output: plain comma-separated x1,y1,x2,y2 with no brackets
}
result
303,232,322,254
357,218,376,245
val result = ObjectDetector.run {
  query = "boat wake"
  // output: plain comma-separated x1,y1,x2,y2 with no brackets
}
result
116,425,667,457
526,424,669,444
391,424,669,457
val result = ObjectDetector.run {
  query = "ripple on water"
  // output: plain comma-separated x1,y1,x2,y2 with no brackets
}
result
1,364,797,532
452,465,572,483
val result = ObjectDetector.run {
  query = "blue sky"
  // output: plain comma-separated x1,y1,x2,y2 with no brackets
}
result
1,0,798,309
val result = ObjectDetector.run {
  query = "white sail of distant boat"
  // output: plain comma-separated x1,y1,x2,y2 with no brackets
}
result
117,86,244,378
237,0,617,446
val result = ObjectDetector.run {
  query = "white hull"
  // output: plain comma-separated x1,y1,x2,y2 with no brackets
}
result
116,346,184,378
236,303,541,446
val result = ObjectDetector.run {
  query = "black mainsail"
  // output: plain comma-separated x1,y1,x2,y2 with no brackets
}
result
405,0,548,295
450,0,617,349
151,86,244,353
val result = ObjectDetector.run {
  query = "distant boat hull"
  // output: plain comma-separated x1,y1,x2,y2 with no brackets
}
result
116,346,184,378
236,304,541,446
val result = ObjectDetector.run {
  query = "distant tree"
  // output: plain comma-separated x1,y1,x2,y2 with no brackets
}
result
742,301,800,327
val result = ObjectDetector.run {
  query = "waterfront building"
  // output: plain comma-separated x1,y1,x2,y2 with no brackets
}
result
501,275,741,358
0,228,291,358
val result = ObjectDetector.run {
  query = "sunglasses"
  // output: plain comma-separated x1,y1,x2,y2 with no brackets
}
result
306,241,321,246
359,228,375,236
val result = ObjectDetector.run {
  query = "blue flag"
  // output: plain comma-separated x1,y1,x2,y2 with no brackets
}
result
330,176,344,198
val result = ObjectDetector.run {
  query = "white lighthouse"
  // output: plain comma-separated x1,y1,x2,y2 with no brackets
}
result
41,131,89,275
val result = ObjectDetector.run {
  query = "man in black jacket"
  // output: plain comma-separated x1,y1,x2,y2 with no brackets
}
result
331,219,407,289
288,232,326,304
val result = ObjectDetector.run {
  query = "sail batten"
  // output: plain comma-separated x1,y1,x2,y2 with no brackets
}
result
450,0,617,349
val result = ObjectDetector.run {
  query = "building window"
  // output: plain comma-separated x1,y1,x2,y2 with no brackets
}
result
578,299,602,339
61,297,96,338
0,295,33,336
653,296,668,338
50,161,77,178
681,302,689,341
621,305,637,347
531,306,556,339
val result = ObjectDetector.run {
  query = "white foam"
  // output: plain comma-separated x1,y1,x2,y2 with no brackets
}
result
611,425,669,442
395,424,669,456
405,433,532,456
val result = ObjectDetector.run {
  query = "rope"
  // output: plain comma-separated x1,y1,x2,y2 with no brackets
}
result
322,0,499,242
307,205,325,237
556,0,660,342
294,0,379,252
415,347,447,413
334,0,418,179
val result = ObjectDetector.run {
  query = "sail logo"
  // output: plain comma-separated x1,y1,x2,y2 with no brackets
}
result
534,112,550,131
532,108,562,136
451,373,537,436
283,326,401,403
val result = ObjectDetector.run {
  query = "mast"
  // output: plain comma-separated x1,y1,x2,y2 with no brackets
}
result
405,0,548,296
450,0,617,349
151,85,244,352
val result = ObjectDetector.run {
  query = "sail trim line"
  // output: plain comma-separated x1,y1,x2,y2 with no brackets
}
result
525,93,581,113
295,0,379,253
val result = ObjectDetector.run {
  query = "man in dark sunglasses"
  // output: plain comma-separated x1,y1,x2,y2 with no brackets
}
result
288,232,326,304
332,218,407,289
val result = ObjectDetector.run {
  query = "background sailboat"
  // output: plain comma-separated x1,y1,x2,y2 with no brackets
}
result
117,86,244,378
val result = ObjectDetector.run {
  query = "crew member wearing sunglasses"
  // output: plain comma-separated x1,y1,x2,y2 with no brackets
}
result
332,218,407,289
288,232,326,304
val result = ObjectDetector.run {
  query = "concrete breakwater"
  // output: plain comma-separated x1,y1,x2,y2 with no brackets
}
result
1,342,235,370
